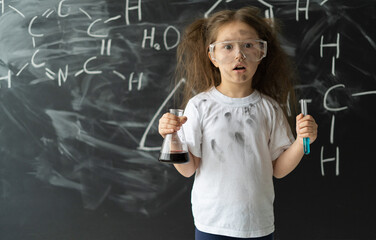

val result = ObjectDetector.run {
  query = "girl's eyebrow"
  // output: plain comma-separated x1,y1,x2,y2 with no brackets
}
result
215,38,258,43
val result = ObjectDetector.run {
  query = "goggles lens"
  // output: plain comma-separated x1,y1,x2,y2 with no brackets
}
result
209,39,267,63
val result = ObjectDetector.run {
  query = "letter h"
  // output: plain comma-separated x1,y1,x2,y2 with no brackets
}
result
0,0,5,14
320,33,340,75
128,72,143,91
0,70,11,88
296,0,309,21
125,0,142,25
320,146,339,176
142,27,155,49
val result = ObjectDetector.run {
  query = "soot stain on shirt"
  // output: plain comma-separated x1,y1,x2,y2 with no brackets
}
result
198,99,207,109
234,132,244,145
207,106,212,116
246,117,255,126
211,139,216,150
224,112,231,121
199,99,214,116
244,104,255,116
200,99,207,104
211,139,225,162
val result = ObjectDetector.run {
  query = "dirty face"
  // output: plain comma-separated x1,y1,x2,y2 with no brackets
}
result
209,21,264,89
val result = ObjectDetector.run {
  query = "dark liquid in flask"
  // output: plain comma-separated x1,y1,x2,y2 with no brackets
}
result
159,151,189,164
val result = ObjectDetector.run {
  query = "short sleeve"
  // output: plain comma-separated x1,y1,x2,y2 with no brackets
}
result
182,100,202,158
269,104,295,161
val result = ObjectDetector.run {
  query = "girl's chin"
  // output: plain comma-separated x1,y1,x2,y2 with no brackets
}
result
232,76,252,83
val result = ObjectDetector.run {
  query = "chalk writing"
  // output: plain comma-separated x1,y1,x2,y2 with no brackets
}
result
29,16,44,38
296,0,309,21
0,70,11,88
31,49,45,68
321,146,339,176
0,0,3,14
45,65,69,86
58,0,70,17
128,72,143,91
16,63,29,76
142,26,181,51
87,19,109,38
139,78,186,151
8,5,24,18
258,0,274,21
101,39,112,56
125,0,142,25
79,8,91,19
320,33,340,76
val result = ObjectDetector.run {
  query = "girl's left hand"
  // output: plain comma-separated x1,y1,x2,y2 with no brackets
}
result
296,114,318,145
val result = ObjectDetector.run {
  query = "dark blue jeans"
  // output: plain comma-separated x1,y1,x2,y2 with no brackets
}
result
195,228,274,240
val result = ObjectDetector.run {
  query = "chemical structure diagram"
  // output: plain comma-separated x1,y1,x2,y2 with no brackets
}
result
0,0,181,88
292,0,376,176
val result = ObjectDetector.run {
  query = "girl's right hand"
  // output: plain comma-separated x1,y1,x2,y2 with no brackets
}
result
158,112,187,138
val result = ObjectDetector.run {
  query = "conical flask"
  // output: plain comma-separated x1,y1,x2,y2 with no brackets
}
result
158,109,189,164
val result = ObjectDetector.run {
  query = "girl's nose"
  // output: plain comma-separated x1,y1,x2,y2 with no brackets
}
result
235,50,246,60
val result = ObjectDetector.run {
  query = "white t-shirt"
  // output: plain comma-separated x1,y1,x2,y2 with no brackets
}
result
183,87,295,238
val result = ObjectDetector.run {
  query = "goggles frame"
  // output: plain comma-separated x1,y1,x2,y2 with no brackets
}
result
209,39,267,63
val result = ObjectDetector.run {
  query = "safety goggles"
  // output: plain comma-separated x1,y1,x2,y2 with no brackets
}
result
209,39,267,63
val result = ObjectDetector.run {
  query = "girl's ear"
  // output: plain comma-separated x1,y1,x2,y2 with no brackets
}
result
208,51,219,68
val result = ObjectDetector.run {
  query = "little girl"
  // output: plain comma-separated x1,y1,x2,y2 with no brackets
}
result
158,6,317,240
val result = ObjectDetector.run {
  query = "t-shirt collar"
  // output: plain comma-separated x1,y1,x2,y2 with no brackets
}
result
209,87,261,107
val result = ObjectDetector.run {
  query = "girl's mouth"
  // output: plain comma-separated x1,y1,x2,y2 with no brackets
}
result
233,65,246,72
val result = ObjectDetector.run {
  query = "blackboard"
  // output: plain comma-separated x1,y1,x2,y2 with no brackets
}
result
0,0,375,239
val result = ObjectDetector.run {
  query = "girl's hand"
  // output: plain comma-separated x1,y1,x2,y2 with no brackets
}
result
158,113,187,138
296,114,318,145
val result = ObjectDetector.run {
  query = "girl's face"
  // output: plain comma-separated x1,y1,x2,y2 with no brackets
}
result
209,21,262,89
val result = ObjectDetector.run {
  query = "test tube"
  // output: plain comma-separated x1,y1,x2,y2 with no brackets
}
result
299,99,310,155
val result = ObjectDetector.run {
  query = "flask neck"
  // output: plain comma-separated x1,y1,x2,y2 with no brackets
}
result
169,109,183,117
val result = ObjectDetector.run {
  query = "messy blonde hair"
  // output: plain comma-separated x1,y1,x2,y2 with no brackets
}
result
175,6,298,125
